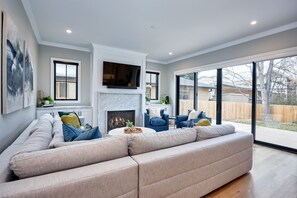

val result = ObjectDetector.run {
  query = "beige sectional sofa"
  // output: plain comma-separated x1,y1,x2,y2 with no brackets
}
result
0,114,253,198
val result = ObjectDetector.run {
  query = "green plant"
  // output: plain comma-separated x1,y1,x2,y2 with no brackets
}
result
41,96,54,105
125,120,134,128
145,96,150,102
160,95,169,104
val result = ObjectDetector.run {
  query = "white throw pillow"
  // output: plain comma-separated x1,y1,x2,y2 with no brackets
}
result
149,107,161,118
188,110,201,120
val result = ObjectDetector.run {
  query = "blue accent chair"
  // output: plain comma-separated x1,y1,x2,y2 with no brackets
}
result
176,111,212,128
144,109,169,132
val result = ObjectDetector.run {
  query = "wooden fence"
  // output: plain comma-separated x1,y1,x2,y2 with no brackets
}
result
180,100,297,123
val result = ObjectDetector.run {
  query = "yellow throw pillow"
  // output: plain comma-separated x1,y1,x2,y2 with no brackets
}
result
196,119,211,126
61,113,81,128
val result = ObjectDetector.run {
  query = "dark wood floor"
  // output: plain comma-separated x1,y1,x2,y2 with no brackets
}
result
203,145,297,198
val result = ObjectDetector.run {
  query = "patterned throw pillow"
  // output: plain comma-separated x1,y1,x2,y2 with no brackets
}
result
61,113,81,128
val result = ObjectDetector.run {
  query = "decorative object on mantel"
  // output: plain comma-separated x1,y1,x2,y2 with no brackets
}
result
1,11,25,114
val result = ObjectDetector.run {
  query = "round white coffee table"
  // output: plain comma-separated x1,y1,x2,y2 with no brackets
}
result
108,127,156,135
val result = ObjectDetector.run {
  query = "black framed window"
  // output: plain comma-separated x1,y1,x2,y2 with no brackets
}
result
53,60,78,101
146,71,159,100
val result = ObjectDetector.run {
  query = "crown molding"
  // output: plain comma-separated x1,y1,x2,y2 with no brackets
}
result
146,59,167,64
166,21,297,64
40,41,91,52
21,0,41,42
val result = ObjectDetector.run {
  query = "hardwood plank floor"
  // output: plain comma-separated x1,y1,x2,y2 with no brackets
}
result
203,145,297,198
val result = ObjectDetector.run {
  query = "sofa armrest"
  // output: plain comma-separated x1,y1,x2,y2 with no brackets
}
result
162,114,169,124
176,115,188,128
0,157,138,198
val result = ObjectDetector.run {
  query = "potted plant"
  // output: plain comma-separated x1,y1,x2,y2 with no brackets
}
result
41,96,54,107
125,120,135,133
145,96,150,105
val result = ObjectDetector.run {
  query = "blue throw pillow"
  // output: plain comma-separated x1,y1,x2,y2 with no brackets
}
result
63,124,102,142
74,127,101,141
63,124,81,142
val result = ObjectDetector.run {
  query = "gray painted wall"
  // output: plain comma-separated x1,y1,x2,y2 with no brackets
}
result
163,28,297,115
0,0,39,153
38,45,91,105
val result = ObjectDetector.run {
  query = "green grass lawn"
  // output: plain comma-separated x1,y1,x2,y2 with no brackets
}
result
231,119,297,132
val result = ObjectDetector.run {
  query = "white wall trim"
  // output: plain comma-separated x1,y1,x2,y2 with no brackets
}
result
174,46,297,75
40,41,91,52
146,59,167,64
50,57,82,104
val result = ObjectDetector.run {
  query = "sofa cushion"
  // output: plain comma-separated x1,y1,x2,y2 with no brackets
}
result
129,128,197,155
10,135,129,179
14,114,54,155
48,116,64,148
29,114,54,136
194,124,235,141
150,117,166,126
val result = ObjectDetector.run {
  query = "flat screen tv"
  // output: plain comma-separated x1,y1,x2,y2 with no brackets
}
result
102,61,141,89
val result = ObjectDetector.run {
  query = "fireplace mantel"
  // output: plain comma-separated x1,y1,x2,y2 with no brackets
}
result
97,92,144,134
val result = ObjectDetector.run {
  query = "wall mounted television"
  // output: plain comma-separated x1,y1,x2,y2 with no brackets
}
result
102,61,141,89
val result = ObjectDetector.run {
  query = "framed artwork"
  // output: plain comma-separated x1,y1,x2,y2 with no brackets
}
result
24,43,34,108
1,11,25,114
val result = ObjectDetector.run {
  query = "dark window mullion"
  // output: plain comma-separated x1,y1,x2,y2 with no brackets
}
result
65,64,68,100
216,69,222,125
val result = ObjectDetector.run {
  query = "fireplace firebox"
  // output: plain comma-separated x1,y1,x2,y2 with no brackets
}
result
107,110,135,132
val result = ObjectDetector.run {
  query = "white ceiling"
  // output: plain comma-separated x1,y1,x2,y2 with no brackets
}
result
22,0,297,64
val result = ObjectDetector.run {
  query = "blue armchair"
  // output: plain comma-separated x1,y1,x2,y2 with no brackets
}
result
176,111,212,128
144,109,169,132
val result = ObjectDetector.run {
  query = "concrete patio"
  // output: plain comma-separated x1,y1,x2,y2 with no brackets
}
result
222,121,297,149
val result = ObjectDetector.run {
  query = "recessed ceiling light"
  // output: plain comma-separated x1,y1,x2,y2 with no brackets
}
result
66,29,72,34
250,20,257,25
169,52,173,55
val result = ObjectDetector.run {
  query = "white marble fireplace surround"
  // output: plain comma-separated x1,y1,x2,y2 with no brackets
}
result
98,92,143,134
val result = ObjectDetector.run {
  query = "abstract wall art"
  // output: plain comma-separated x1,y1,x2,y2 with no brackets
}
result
1,11,25,114
24,44,34,108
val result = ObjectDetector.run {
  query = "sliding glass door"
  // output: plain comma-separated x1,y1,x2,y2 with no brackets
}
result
177,73,195,115
222,64,252,133
175,56,297,152
197,70,217,121
256,56,297,149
